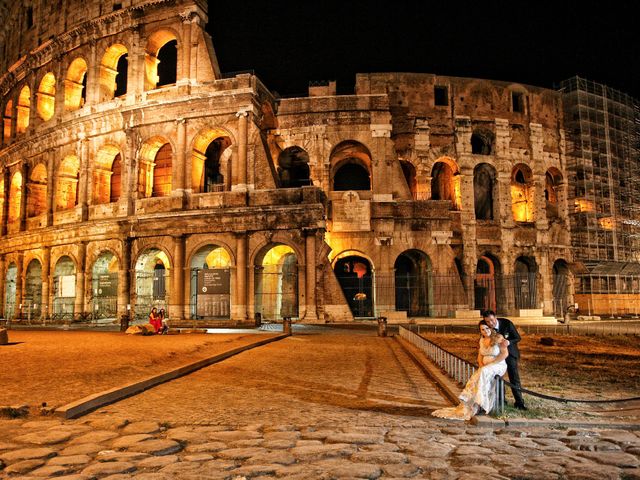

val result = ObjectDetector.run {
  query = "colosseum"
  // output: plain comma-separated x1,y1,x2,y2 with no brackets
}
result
0,0,576,327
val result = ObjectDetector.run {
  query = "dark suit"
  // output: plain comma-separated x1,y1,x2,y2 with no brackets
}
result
496,317,525,407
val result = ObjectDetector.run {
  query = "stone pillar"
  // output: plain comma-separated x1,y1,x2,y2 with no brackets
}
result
0,254,5,316
77,136,90,221
118,238,132,319
175,118,186,195
16,254,23,318
45,153,54,226
19,162,28,231
1,167,9,235
370,123,393,196
234,110,249,190
122,129,138,216
85,40,99,105
41,247,50,321
180,14,193,82
234,233,247,321
74,242,86,320
172,235,186,321
304,229,318,322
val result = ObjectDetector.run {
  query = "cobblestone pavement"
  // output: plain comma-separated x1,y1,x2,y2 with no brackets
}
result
1,331,640,479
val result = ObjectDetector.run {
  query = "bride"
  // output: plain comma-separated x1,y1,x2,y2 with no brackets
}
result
432,320,509,420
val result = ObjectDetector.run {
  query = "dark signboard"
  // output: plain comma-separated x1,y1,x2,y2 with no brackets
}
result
197,269,230,295
97,273,118,297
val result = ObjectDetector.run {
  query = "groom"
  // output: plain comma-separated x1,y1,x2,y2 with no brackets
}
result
482,310,527,410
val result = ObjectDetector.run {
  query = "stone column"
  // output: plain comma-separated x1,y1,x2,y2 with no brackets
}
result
16,254,23,318
304,229,318,322
172,235,186,321
74,242,86,320
370,123,393,196
1,167,9,235
234,233,247,321
122,129,138,216
85,40,99,105
118,238,132,319
233,110,249,190
175,118,186,195
41,247,50,321
0,254,5,316
77,136,90,221
45,152,54,226
180,13,194,82
19,162,28,231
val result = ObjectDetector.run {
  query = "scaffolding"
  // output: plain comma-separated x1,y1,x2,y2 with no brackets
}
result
558,76,640,269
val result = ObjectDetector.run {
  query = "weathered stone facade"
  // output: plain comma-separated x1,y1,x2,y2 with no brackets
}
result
0,0,573,325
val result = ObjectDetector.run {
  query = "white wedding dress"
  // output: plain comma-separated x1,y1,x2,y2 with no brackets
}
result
431,340,507,420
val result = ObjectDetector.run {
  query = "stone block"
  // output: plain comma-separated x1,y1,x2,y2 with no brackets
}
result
0,328,8,345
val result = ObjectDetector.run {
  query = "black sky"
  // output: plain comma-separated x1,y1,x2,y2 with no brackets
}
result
207,1,639,98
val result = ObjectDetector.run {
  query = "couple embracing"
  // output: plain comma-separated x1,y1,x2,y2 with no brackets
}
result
432,310,526,420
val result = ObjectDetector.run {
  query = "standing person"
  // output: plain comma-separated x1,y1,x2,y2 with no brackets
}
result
482,309,527,410
148,307,161,334
432,320,509,420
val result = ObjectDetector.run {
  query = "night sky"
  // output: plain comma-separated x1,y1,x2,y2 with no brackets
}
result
207,1,639,98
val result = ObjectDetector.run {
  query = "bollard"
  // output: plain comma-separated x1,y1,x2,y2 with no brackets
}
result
377,316,387,337
254,312,262,328
120,314,130,332
283,316,292,335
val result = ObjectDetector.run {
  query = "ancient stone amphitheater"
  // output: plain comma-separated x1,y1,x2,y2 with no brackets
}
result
0,0,573,326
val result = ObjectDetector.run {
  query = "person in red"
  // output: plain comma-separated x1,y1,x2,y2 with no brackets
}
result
148,307,162,333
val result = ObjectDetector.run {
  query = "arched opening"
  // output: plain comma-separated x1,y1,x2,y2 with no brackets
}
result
192,129,232,192
471,129,494,155
25,259,42,320
394,250,431,317
552,259,570,317
8,171,22,223
0,177,4,224
190,245,232,320
511,164,535,222
333,163,370,191
65,58,88,111
400,160,418,199
3,263,17,320
53,256,76,320
91,251,119,321
514,256,538,310
278,147,311,188
16,85,30,133
330,141,372,191
145,31,178,90
56,156,80,211
138,137,172,198
135,248,170,320
474,163,497,220
474,255,499,313
334,255,374,317
254,244,298,321
27,163,47,218
99,44,128,101
431,160,460,209
3,100,13,142
93,146,122,204
545,168,563,220
36,73,56,121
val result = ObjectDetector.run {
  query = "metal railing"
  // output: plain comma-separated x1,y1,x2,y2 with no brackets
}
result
399,325,505,415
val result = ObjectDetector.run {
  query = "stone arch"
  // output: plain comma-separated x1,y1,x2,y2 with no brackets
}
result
145,29,180,90
27,162,47,218
277,146,311,188
474,163,498,220
3,99,13,141
330,141,372,191
24,258,43,319
474,254,501,313
91,250,120,320
0,176,4,223
545,167,563,220
134,246,172,318
552,258,571,317
471,128,494,155
332,249,375,318
191,127,233,193
514,256,538,310
99,44,128,101
16,85,30,133
395,249,432,316
189,243,233,320
511,163,535,222
93,145,123,204
3,262,18,319
56,155,80,211
65,57,88,111
399,160,418,199
52,255,76,319
8,170,22,222
508,84,529,113
430,157,460,209
468,81,499,113
36,72,56,121
254,243,299,320
138,136,172,198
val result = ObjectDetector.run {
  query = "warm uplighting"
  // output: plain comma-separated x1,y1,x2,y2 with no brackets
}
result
599,217,615,230
56,155,80,211
139,137,172,198
93,145,121,204
65,58,88,111
262,244,295,266
37,72,56,121
8,171,22,222
27,163,48,218
192,128,231,192
511,184,535,222
16,85,30,133
3,100,12,141
575,199,595,213
145,31,177,90
205,248,231,268
100,44,128,100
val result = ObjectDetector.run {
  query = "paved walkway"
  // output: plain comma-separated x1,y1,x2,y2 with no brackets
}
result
1,330,639,479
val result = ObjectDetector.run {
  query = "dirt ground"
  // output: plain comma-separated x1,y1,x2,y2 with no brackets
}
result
0,330,277,411
422,331,640,419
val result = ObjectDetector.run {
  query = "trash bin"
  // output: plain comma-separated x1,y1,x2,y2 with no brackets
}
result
254,312,262,327
120,314,130,332
283,316,292,335
377,316,387,337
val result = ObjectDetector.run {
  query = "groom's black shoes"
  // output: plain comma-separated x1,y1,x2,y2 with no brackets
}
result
514,403,528,411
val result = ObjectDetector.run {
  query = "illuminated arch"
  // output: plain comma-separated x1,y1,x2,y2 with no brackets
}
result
27,163,47,218
545,167,563,220
191,128,233,192
99,44,128,101
138,136,172,197
254,243,299,320
3,100,12,141
430,157,461,209
189,244,233,320
37,72,56,121
16,85,30,133
65,58,88,111
93,145,122,204
511,164,535,222
145,30,178,90
8,171,22,222
134,247,172,316
56,155,80,211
